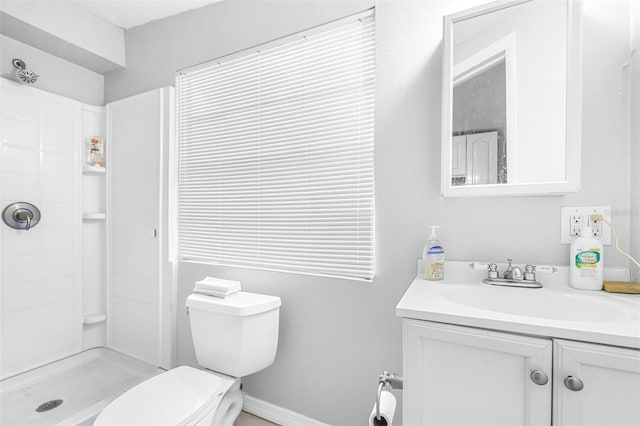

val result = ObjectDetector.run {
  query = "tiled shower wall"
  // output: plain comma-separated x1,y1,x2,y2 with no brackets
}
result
107,89,168,367
0,78,82,378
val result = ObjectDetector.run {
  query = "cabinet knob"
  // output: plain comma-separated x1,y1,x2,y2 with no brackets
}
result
530,370,549,386
564,375,584,391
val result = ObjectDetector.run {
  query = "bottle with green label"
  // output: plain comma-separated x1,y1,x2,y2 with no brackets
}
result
569,227,603,290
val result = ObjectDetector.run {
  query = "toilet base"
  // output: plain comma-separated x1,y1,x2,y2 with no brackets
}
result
207,378,243,426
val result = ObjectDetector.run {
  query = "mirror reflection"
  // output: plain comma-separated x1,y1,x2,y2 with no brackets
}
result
448,0,569,187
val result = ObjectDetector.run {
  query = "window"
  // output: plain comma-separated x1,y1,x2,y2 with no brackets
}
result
176,10,375,281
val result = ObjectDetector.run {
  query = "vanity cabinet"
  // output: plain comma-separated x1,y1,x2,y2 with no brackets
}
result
403,319,640,426
554,340,640,426
403,319,551,426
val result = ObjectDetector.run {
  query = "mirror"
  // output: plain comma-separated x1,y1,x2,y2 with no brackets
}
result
441,0,582,197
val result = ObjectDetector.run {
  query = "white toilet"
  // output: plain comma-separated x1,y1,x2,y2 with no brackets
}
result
94,291,281,426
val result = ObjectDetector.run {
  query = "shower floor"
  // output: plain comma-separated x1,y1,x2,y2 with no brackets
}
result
1,347,160,426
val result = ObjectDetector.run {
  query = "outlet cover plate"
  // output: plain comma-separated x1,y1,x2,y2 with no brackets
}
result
560,206,611,245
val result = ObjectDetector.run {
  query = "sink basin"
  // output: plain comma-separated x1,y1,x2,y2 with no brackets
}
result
444,286,640,322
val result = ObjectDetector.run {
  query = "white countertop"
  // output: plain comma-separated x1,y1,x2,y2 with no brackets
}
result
396,261,640,349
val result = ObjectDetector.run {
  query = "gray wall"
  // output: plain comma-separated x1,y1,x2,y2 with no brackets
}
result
104,1,636,424
0,35,104,105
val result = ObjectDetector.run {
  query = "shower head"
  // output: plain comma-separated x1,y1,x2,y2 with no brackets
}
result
12,58,38,84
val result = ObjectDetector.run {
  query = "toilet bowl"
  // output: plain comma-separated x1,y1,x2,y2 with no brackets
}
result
94,291,281,425
94,366,242,426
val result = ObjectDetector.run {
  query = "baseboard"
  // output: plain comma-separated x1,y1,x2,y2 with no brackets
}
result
243,394,331,426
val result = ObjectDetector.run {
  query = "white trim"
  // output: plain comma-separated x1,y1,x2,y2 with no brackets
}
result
72,99,84,355
243,394,332,426
453,33,513,85
105,102,113,351
440,180,580,198
445,0,532,24
158,87,176,370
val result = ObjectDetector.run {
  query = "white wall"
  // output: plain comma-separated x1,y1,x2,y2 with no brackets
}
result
0,35,104,105
104,1,635,424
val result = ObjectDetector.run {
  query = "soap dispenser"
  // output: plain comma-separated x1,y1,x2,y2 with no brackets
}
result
423,225,445,281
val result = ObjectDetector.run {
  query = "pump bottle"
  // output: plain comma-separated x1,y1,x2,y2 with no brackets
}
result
423,225,445,281
569,227,603,290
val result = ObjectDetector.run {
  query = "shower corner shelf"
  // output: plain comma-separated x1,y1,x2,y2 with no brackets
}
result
83,164,106,174
83,313,107,325
83,213,106,220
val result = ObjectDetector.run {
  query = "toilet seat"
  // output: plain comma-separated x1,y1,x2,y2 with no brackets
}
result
94,366,234,426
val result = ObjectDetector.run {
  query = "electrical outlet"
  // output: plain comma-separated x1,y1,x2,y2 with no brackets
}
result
560,206,611,245
588,215,603,237
569,214,586,236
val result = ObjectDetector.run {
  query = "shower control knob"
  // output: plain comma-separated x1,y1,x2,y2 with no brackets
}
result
13,209,33,230
564,376,584,391
530,370,549,386
2,202,41,231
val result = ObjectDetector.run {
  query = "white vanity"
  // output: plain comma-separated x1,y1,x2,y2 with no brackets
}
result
396,262,640,426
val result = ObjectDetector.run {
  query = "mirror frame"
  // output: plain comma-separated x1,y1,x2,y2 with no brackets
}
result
441,0,583,198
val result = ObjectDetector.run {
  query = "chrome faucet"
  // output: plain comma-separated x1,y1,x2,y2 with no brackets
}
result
469,260,558,289
503,259,523,280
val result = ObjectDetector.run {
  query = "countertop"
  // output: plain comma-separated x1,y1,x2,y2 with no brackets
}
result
396,261,640,349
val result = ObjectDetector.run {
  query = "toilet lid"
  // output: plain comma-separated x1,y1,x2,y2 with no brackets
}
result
186,291,281,317
94,366,232,426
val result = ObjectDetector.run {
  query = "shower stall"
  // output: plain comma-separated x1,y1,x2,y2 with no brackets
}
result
0,77,175,424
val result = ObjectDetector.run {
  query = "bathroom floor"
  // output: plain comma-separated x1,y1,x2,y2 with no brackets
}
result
234,411,279,426
0,348,159,426
1,348,279,426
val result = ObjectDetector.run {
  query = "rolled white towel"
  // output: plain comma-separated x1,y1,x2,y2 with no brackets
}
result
194,276,241,296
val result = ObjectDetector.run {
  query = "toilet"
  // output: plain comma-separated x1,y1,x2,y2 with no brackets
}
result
94,291,281,426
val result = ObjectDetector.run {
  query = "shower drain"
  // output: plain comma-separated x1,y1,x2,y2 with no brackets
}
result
36,399,63,412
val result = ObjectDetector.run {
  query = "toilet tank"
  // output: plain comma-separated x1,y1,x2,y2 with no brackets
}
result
185,292,281,377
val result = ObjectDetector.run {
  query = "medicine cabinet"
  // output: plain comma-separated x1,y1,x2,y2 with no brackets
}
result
441,0,583,197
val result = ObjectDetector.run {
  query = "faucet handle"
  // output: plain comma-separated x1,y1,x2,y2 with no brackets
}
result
469,262,490,271
487,263,499,279
469,262,500,279
524,265,536,281
523,264,558,282
535,265,558,274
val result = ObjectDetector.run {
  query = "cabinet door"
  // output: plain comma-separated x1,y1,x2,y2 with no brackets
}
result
466,131,498,185
403,320,551,426
554,339,640,426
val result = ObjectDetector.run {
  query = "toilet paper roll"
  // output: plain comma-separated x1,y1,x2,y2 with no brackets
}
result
369,390,396,426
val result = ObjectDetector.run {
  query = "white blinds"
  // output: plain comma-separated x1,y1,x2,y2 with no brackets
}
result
176,11,375,281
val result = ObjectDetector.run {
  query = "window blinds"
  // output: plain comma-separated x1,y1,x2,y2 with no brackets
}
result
176,10,375,281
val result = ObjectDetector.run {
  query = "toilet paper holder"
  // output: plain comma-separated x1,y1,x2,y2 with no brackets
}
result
376,371,403,420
